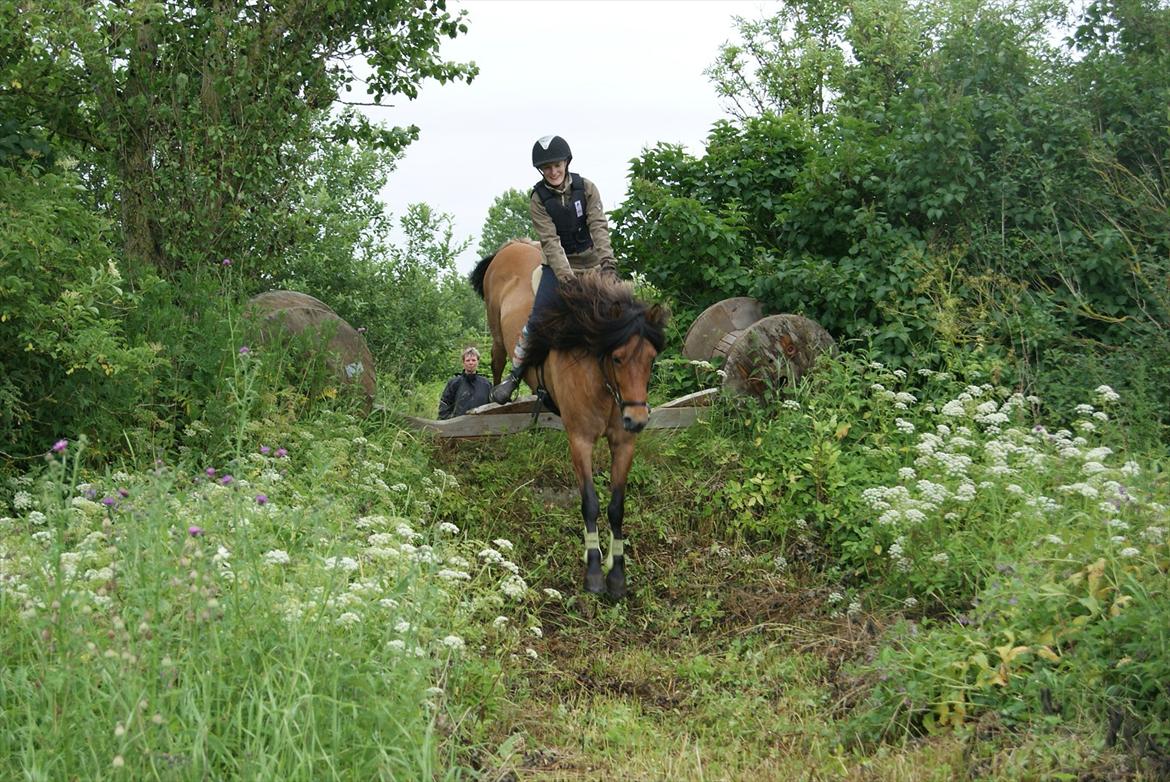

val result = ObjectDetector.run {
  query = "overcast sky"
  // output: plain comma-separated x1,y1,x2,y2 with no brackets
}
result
362,0,773,273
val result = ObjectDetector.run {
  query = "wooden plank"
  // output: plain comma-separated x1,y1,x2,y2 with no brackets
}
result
404,412,564,437
397,389,719,438
658,387,719,409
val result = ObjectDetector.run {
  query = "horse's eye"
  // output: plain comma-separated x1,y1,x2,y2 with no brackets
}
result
613,356,623,366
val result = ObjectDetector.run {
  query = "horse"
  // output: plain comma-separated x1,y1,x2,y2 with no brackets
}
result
469,240,668,598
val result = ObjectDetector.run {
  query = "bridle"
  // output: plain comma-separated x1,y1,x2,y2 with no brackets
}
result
600,354,651,415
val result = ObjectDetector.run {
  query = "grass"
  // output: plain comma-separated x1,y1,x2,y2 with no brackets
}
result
2,354,1167,780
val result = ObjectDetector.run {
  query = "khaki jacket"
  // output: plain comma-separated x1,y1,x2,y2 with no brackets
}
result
529,174,617,282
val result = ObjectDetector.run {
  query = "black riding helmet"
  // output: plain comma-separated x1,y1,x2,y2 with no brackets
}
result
532,135,571,168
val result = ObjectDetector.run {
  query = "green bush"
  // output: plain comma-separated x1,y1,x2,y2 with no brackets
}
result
0,166,159,463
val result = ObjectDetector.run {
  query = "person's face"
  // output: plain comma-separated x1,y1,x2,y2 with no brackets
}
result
463,353,479,373
538,159,567,187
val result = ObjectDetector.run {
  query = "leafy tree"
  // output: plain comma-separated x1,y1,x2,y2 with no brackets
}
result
1,0,476,281
705,0,849,121
476,188,536,257
617,0,1169,441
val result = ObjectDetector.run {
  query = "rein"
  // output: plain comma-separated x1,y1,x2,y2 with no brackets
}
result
600,355,650,414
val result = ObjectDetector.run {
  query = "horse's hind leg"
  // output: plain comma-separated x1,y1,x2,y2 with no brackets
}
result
604,437,637,600
570,434,605,594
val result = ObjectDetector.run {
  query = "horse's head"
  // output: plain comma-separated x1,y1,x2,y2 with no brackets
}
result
605,332,661,433
525,273,669,433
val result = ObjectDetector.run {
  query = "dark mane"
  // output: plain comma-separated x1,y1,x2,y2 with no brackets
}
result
525,272,668,368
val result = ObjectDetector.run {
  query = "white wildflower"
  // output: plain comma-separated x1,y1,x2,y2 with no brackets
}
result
542,587,563,600
492,616,509,628
386,639,406,652
500,574,528,599
262,549,291,565
1118,547,1139,558
439,522,460,534
335,611,361,627
323,556,359,573
441,635,465,652
492,538,514,552
1095,385,1120,403
12,491,34,510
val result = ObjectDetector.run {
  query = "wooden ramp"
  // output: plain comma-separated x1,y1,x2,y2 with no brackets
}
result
402,388,719,438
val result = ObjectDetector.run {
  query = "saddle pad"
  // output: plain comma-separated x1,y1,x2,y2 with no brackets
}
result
531,264,543,294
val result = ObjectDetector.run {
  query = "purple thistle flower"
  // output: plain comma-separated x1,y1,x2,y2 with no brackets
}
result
118,488,129,498
260,445,271,455
101,497,117,508
275,448,287,458
52,439,68,454
238,346,250,356
255,494,268,506
222,258,232,266
205,467,216,478
188,525,204,537
220,474,234,486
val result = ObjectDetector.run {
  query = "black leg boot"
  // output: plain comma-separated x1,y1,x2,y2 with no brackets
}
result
490,364,524,404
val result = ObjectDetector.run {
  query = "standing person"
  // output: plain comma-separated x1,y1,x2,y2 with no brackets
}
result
438,347,492,419
490,134,619,403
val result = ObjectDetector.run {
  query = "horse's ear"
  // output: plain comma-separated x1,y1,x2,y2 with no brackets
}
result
648,303,670,326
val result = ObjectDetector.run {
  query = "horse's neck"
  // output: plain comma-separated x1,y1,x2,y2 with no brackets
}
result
542,352,607,407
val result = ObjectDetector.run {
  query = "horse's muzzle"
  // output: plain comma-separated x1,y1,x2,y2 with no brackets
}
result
621,401,650,433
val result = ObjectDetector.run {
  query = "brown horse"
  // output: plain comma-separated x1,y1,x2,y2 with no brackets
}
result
470,240,668,598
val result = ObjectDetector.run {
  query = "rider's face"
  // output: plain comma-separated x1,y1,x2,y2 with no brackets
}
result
463,353,479,373
538,159,567,187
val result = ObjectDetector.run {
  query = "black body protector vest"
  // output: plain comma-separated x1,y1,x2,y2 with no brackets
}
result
533,173,593,255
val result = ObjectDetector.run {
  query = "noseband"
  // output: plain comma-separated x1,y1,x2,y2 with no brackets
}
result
600,355,651,414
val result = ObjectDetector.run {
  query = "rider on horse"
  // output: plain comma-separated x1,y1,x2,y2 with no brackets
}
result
489,135,620,403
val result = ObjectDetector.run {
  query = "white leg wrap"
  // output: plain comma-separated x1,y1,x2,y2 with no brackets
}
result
583,530,600,563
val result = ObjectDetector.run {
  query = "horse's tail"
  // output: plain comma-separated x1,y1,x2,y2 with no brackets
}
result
468,252,495,299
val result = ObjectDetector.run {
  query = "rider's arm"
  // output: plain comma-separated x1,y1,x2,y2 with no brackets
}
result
583,178,617,274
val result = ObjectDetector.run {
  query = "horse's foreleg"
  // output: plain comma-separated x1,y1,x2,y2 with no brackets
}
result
605,437,637,600
569,435,604,594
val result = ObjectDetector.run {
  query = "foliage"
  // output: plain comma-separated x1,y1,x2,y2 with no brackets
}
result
0,412,553,778
0,0,476,280
0,165,159,463
615,0,1170,441
477,188,536,257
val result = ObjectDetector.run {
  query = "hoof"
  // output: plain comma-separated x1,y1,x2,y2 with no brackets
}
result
584,569,605,594
605,570,627,600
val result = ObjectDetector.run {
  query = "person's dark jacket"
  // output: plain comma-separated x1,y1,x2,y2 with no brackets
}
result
438,372,492,419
